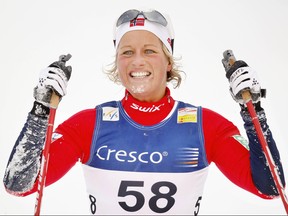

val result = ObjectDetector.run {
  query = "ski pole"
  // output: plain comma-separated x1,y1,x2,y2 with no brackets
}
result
34,54,72,216
34,93,58,216
222,50,288,214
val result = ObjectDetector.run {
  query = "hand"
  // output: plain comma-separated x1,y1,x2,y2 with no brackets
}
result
34,55,72,107
229,65,262,104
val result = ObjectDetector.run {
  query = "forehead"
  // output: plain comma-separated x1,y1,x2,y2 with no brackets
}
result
119,30,162,47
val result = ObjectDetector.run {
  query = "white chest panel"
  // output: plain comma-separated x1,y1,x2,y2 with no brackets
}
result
82,165,209,215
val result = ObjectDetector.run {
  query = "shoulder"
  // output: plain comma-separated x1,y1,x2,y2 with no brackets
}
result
202,107,227,120
96,100,119,109
67,108,97,122
176,101,230,121
201,106,240,135
62,100,119,124
55,108,97,134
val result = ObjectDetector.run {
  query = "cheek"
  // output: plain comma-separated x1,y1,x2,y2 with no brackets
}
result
159,60,171,77
117,68,126,83
116,58,126,78
117,54,131,69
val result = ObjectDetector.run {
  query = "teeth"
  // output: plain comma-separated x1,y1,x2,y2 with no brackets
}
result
131,71,151,78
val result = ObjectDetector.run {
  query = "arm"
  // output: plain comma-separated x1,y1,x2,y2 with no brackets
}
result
203,107,285,198
226,57,286,196
241,104,285,196
43,109,96,188
203,108,265,198
3,56,72,196
3,105,48,196
209,54,286,198
3,107,96,196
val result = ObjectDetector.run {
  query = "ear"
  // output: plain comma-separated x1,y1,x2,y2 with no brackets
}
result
167,62,172,72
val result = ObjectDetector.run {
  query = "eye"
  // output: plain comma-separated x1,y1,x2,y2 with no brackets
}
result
122,50,133,55
145,49,156,54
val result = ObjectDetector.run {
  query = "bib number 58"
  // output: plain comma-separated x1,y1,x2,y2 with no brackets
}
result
118,180,177,213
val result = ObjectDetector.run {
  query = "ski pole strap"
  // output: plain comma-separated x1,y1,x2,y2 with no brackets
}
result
31,101,50,118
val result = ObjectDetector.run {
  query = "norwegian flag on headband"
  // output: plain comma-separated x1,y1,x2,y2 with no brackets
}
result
130,18,145,27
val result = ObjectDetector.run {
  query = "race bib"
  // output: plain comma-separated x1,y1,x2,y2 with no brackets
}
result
82,165,209,215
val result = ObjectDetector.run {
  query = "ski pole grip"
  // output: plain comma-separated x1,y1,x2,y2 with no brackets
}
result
222,50,236,72
222,50,252,101
59,53,72,63
50,92,60,109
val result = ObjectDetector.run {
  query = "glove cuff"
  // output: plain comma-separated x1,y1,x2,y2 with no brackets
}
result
240,101,266,124
33,86,52,107
240,101,263,112
30,101,50,118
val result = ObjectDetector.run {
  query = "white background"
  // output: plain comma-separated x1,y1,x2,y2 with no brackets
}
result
0,0,287,215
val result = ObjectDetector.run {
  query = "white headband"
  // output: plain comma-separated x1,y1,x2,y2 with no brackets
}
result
113,14,174,53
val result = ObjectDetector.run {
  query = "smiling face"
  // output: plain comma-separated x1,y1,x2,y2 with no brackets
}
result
116,30,172,102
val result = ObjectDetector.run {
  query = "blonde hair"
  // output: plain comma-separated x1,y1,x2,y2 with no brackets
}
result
104,43,185,88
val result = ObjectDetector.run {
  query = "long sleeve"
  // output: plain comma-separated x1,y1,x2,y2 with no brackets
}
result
241,107,286,196
203,107,285,199
3,112,48,195
3,105,96,197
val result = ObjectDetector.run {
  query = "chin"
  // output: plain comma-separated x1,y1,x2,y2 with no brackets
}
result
129,85,148,94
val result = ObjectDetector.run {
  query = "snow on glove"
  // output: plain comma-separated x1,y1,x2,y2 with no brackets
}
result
227,61,264,104
33,55,72,107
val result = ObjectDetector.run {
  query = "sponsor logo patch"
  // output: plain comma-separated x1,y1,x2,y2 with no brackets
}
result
102,107,119,121
177,107,197,123
130,103,164,112
52,133,63,141
96,145,167,164
232,135,249,150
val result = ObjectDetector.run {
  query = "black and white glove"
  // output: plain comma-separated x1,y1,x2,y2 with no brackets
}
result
226,61,265,105
33,54,72,107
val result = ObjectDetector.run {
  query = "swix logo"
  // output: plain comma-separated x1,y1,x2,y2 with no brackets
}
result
96,145,167,164
130,103,164,112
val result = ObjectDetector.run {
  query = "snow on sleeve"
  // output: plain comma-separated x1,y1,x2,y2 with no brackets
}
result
3,113,48,195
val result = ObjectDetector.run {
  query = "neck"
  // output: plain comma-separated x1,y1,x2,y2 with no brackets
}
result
121,87,175,126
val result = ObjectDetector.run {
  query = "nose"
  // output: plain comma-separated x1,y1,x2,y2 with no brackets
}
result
131,52,145,67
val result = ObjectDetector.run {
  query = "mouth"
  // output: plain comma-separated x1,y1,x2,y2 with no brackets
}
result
130,71,151,78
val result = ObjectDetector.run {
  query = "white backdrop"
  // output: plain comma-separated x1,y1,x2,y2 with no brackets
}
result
0,0,287,214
